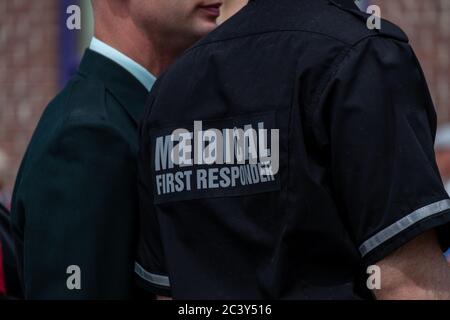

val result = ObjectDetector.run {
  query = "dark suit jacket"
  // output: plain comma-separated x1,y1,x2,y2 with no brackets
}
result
11,50,150,299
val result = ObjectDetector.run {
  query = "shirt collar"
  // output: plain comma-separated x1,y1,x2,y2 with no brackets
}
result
89,37,156,91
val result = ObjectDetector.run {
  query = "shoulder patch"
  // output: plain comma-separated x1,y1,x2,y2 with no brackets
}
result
328,0,409,43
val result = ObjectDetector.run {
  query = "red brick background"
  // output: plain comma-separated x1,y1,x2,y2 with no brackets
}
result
0,0,59,205
0,0,449,206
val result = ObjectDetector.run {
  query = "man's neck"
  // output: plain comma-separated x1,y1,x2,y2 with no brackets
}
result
94,27,183,77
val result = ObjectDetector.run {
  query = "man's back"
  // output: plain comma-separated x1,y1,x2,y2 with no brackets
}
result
145,0,407,126
136,0,450,299
12,50,149,299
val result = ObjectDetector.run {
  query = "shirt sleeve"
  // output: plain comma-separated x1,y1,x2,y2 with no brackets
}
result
314,36,450,266
135,85,172,297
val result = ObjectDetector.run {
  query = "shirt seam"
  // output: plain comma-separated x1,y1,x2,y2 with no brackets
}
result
186,29,353,54
308,34,402,130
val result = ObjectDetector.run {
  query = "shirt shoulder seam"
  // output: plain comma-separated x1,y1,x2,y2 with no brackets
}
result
186,29,353,54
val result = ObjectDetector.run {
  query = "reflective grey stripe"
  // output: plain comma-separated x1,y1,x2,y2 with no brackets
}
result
359,199,450,257
134,262,170,288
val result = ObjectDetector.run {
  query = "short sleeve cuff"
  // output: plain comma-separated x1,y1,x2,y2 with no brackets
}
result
134,262,171,297
359,199,450,265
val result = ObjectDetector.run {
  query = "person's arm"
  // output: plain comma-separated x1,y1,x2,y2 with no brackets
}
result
310,34,450,299
374,231,450,300
13,119,138,299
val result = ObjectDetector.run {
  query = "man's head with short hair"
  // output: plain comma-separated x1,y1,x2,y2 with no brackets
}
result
91,0,223,75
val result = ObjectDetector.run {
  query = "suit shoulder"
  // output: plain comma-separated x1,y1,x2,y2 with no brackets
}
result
27,74,125,158
41,74,110,123
55,74,111,123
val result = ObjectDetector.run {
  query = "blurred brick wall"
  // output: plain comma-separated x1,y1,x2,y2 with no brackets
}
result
372,0,450,123
0,0,59,201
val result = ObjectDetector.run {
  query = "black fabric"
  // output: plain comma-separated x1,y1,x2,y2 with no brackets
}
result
137,0,450,299
329,0,359,9
317,36,450,265
11,50,152,299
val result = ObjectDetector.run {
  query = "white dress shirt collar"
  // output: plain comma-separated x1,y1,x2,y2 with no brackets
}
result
89,37,156,91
